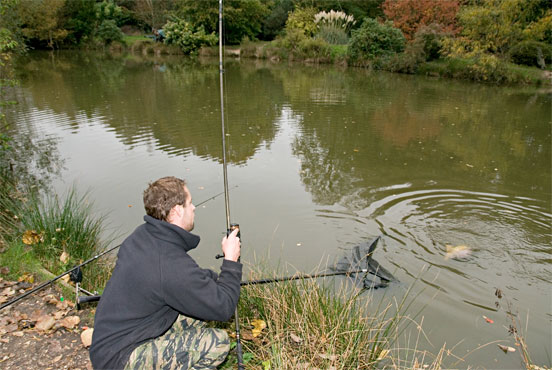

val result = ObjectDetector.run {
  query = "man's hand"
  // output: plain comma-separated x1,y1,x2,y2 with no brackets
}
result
222,228,241,262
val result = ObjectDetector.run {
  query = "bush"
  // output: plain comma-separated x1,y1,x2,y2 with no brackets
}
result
96,20,123,45
298,37,332,60
285,7,318,37
412,23,449,61
508,40,552,69
163,19,217,55
348,18,405,61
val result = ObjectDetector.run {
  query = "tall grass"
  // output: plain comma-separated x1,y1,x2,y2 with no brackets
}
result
0,178,114,292
220,273,447,370
18,188,114,290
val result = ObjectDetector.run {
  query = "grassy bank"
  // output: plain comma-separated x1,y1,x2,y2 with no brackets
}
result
0,173,113,298
120,35,550,86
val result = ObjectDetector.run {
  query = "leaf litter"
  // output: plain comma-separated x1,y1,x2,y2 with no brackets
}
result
0,276,94,369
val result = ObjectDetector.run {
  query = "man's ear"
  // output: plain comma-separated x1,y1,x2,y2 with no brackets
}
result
167,205,181,223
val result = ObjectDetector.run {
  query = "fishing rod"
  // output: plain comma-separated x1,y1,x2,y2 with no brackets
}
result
0,188,232,311
217,1,244,368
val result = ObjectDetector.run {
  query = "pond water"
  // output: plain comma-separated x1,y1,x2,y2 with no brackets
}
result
8,51,551,368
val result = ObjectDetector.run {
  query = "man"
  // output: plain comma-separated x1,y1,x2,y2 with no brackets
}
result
90,176,242,369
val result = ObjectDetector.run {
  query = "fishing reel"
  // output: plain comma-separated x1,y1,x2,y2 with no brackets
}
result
215,223,240,259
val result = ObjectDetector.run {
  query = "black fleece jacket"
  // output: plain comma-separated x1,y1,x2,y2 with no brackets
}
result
89,215,242,370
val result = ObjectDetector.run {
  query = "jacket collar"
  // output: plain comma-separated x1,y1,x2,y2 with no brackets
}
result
143,215,200,252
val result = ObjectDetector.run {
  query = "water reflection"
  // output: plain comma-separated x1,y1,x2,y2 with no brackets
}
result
15,51,284,164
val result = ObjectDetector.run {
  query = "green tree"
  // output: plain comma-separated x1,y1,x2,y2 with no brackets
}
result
18,0,68,49
61,0,96,45
177,0,269,44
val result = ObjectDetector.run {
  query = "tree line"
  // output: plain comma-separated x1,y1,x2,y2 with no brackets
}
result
0,0,551,79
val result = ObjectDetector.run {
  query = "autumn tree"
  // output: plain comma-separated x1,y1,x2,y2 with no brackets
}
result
18,0,68,49
382,0,460,40
457,0,551,55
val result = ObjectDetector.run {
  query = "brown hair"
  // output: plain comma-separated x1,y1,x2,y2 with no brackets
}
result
143,177,188,221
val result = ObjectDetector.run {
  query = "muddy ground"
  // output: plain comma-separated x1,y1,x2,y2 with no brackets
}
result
0,278,94,369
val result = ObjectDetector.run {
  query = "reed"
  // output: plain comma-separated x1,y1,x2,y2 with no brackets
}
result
216,272,442,369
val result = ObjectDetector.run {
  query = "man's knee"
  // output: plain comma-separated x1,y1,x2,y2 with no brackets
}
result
191,328,230,367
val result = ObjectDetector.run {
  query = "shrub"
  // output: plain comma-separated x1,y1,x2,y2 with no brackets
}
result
285,7,318,37
298,37,331,60
96,19,123,45
163,19,217,55
411,23,450,61
348,18,405,61
508,40,552,69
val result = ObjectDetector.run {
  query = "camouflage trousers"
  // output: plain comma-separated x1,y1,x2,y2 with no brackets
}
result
124,315,230,370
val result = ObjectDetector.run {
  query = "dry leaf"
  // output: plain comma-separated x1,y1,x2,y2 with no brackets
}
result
81,328,93,347
60,316,80,329
35,315,55,331
11,331,24,337
0,267,9,275
53,355,62,362
22,230,43,245
317,353,338,361
53,311,65,320
60,251,69,264
497,344,516,353
251,319,266,337
290,333,303,343
483,315,494,324
241,331,254,341
445,245,471,260
30,309,44,322
61,275,70,284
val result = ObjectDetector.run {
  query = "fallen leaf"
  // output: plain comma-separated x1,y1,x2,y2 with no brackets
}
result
22,230,43,245
35,315,55,331
30,309,44,322
290,333,303,343
81,328,93,347
61,275,70,284
483,316,494,324
4,323,18,333
495,288,502,299
251,319,266,337
60,251,69,264
241,331,254,340
497,344,516,353
11,331,24,337
53,354,62,362
445,245,471,260
53,311,65,320
0,267,9,275
317,353,338,361
60,316,80,329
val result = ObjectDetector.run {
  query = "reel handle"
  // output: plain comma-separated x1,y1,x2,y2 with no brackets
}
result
215,223,240,259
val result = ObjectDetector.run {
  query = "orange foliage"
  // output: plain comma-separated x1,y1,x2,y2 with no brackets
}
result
382,0,460,40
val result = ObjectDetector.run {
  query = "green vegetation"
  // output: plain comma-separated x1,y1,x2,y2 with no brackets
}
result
219,276,437,369
0,0,549,84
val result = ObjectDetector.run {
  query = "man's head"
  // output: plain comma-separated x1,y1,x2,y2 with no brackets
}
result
143,176,195,231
